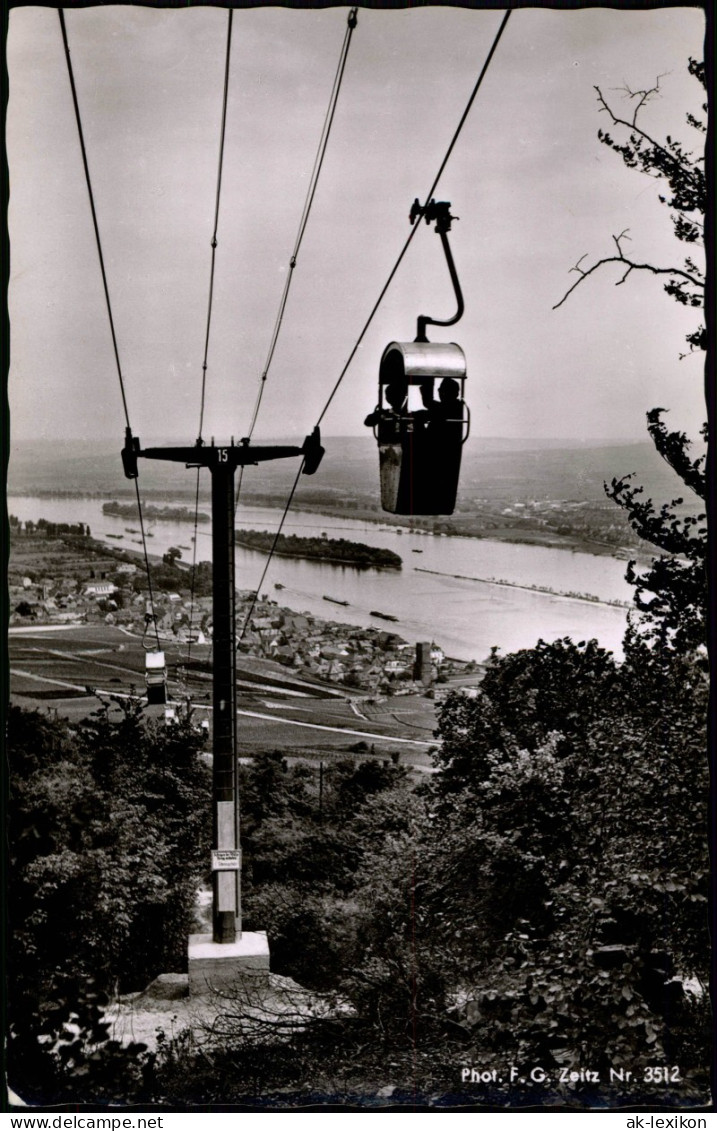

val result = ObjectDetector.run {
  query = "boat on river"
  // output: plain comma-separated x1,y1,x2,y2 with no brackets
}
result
370,610,399,623
323,595,350,607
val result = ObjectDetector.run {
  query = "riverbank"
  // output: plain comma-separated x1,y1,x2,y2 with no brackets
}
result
12,488,649,562
8,495,633,661
245,495,653,564
414,567,631,609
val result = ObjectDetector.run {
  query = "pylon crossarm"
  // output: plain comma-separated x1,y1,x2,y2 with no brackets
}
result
137,443,304,470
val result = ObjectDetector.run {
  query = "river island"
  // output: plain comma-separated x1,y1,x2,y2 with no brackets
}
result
235,529,402,570
103,501,209,523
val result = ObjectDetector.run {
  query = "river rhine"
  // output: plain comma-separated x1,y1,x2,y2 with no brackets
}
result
9,495,635,662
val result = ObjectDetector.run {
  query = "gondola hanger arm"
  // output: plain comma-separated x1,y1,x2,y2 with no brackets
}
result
409,199,464,343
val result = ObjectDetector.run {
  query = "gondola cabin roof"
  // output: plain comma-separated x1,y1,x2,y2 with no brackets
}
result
379,341,466,385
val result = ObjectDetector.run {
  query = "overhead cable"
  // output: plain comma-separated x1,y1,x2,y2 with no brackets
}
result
317,7,512,426
188,8,234,666
234,5,359,595
238,461,305,641
58,8,160,648
240,9,512,620
197,8,234,442
242,6,359,443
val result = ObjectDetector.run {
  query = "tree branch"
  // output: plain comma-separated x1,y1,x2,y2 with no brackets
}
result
614,74,668,126
553,232,704,310
595,85,703,188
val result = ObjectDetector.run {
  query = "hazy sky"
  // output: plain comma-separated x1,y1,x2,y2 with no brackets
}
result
7,3,706,447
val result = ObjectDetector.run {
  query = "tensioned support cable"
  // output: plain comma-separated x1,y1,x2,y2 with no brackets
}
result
237,9,511,633
59,8,160,649
58,9,131,431
186,466,204,669
133,479,162,651
317,7,511,426
188,9,234,667
234,5,357,571
242,6,358,444
197,8,234,443
238,459,305,641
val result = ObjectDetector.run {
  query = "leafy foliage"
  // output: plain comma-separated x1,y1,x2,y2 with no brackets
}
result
7,703,212,1103
148,629,708,1103
432,638,619,791
605,411,706,656
8,979,155,1107
317,638,708,1096
581,60,708,655
429,641,707,1063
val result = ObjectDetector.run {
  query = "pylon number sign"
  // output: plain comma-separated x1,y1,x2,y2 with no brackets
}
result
211,849,241,871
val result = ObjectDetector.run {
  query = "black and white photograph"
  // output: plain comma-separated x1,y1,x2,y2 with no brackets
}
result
5,0,710,1113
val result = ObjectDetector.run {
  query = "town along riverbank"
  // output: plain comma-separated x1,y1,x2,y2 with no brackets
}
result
8,497,633,661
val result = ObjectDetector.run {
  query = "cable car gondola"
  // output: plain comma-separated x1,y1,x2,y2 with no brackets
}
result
145,649,168,705
366,200,470,516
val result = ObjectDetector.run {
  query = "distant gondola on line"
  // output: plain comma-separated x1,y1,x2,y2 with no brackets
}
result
146,650,168,705
366,200,469,516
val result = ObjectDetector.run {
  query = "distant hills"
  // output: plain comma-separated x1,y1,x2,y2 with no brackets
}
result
7,434,704,512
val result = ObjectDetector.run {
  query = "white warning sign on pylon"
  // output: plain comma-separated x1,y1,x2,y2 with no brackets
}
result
211,849,241,871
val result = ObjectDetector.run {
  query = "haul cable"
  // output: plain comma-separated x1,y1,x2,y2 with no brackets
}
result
238,463,304,641
235,8,359,642
58,8,160,648
317,7,511,426
238,9,512,632
241,6,358,444
187,9,234,666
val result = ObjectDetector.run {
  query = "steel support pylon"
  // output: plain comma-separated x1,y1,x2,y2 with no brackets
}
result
122,432,324,947
210,463,240,942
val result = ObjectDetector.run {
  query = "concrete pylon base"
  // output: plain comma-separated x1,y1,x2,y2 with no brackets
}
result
105,967,346,1053
188,931,270,997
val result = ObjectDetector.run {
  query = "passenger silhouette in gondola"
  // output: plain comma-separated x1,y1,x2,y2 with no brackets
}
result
412,380,435,424
401,380,434,508
364,380,408,442
428,377,464,512
431,378,464,432
365,380,412,511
